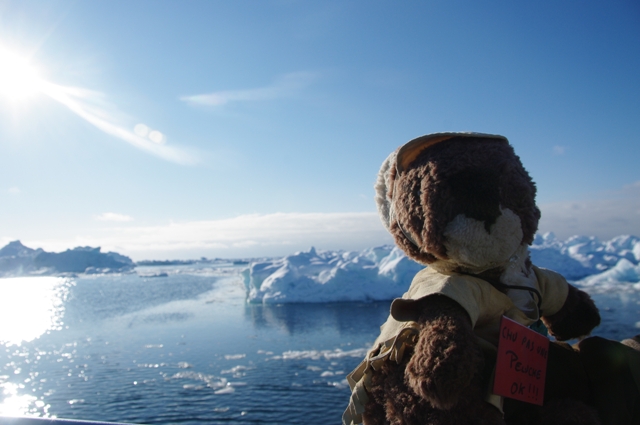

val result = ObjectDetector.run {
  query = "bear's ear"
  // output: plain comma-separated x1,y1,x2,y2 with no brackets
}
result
374,150,397,231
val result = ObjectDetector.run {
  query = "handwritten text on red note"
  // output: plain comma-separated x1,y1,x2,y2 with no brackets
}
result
493,316,549,405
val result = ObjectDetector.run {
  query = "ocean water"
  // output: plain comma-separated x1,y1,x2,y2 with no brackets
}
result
0,264,638,424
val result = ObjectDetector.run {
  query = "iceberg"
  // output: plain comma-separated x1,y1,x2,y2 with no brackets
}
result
243,246,422,303
246,234,640,303
530,233,640,279
0,240,44,276
34,246,134,273
577,259,640,292
0,241,134,276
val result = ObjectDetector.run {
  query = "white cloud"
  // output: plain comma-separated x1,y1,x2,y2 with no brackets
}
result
28,184,640,261
538,182,640,239
94,212,134,222
180,72,317,107
8,187,20,194
30,212,392,261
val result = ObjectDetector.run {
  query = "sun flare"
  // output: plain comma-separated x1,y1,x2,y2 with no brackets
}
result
0,47,43,102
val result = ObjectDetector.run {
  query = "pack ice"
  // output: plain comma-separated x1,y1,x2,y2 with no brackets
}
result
245,234,640,303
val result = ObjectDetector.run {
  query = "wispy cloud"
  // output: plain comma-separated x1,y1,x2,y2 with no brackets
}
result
538,182,640,239
39,82,198,165
30,212,392,260
0,44,198,165
7,187,20,195
180,72,317,107
94,212,134,222
553,145,566,155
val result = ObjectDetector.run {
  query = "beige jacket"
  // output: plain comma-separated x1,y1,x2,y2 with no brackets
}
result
343,266,569,425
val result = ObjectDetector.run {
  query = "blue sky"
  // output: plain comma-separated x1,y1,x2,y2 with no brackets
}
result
0,0,639,260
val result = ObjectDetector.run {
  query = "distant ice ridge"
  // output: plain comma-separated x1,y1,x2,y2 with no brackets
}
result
245,234,640,303
530,233,640,280
0,240,134,277
578,259,640,293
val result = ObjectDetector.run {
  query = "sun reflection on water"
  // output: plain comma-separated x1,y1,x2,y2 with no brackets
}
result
0,277,72,346
0,381,49,417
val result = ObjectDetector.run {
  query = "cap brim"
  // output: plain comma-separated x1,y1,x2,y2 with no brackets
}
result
396,132,509,173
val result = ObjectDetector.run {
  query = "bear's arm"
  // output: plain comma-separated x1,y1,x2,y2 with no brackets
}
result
533,266,601,341
541,284,600,341
404,294,483,410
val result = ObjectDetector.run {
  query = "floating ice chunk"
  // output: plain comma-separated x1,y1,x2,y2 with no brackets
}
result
578,258,640,291
224,354,246,360
183,384,204,390
168,371,227,390
214,385,235,394
271,348,368,361
221,365,252,376
330,380,349,389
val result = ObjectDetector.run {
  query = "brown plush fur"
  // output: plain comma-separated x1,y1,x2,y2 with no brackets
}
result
363,291,603,425
404,296,482,410
361,135,624,425
364,296,504,425
388,138,540,265
542,284,601,341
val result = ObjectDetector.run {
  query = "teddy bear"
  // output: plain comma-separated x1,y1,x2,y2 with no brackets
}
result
343,133,640,425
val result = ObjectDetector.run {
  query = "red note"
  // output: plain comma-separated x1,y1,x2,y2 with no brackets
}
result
493,316,549,405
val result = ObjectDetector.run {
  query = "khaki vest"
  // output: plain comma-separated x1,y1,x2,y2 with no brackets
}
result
343,266,569,425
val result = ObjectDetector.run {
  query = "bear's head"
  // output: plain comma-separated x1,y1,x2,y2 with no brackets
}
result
376,133,540,281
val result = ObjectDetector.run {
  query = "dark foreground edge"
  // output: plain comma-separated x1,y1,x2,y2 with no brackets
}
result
0,417,138,425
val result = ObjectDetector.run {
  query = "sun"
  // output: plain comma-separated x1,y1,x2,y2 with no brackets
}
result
0,47,43,102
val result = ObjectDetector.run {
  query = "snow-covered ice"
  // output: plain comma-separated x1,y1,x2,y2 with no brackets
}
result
0,240,134,276
245,234,640,303
530,233,640,279
578,259,640,292
242,246,422,303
